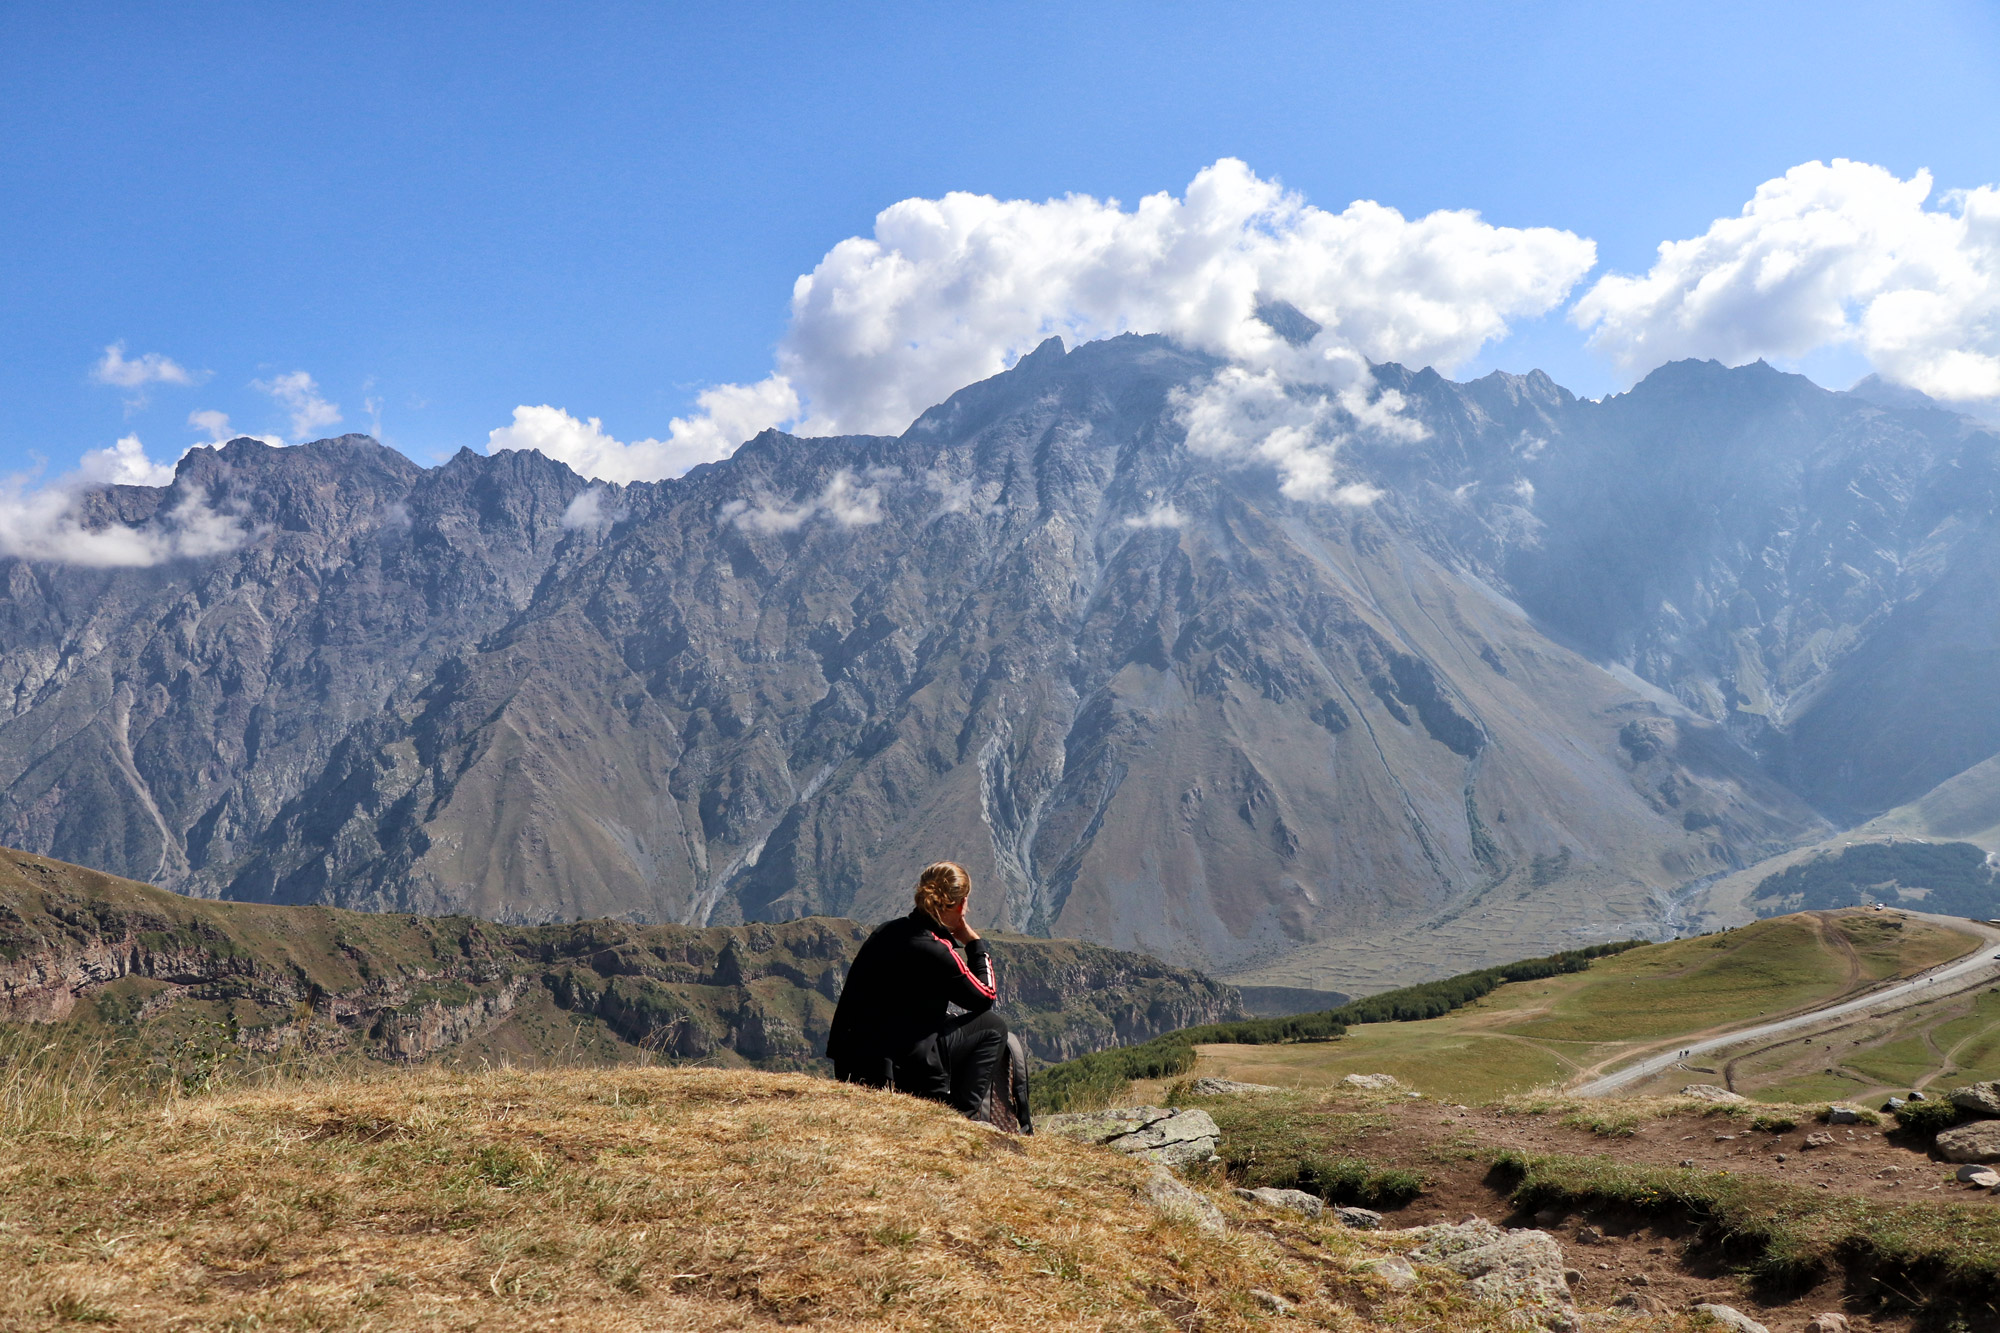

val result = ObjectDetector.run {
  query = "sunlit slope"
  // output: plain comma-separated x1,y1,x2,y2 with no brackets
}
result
1678,965,2000,1107
1181,911,1974,1102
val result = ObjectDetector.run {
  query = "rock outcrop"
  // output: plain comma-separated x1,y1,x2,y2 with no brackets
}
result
1409,1218,1576,1330
1951,1080,2000,1116
1936,1120,2000,1164
1040,1105,1222,1166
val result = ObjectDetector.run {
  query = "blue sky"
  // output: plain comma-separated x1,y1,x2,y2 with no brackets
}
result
4,0,1999,484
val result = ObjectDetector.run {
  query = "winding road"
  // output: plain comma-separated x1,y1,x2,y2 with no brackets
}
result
1570,912,2000,1097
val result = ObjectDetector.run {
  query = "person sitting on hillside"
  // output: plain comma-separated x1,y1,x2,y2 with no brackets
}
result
826,861,1022,1126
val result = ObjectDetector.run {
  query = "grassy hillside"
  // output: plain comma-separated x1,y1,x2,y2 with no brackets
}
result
0,1051,1710,1333
0,846,1240,1079
1122,911,1976,1104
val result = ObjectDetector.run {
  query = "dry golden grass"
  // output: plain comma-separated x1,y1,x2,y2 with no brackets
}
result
0,1061,1717,1332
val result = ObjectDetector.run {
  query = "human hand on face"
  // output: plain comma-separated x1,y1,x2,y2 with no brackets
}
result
937,895,979,944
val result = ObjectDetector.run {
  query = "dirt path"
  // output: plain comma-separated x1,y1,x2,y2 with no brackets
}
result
1573,913,2000,1096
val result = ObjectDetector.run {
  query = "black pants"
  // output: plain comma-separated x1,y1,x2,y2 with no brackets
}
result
837,1010,1011,1121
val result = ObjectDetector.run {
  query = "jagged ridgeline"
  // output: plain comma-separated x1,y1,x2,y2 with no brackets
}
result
1749,842,2000,918
0,849,1240,1074
1030,940,1646,1112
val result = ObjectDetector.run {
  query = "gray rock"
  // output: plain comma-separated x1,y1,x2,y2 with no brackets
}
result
1573,1224,1604,1245
1680,1084,1747,1103
1610,1291,1669,1315
1936,1119,2000,1164
1803,1316,1849,1333
1334,1205,1384,1230
1692,1303,1770,1333
1412,1219,1575,1329
1188,1077,1284,1095
1356,1255,1418,1290
1249,1288,1294,1315
1232,1186,1323,1218
1802,1132,1835,1149
1341,1073,1406,1092
1041,1106,1221,1165
1955,1163,1998,1182
1960,1167,2000,1187
1826,1105,1863,1125
1951,1081,2000,1117
1143,1167,1225,1235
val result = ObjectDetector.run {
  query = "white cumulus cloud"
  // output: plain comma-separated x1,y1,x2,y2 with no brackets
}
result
91,343,199,391
1574,158,2000,402
0,458,252,567
720,468,892,534
76,434,177,487
487,374,799,485
1173,366,1403,503
189,409,285,449
560,487,626,533
252,370,342,440
494,159,1594,485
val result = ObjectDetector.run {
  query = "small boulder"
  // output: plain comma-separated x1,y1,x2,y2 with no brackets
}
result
1573,1224,1605,1245
1950,1081,2000,1117
1692,1303,1771,1333
1333,1205,1383,1230
1188,1077,1284,1095
1357,1254,1417,1290
1959,1166,2000,1187
1936,1119,2000,1164
1249,1288,1294,1315
1144,1167,1225,1234
1341,1073,1406,1092
1908,1089,1928,1101
1825,1105,1863,1125
1412,1219,1575,1329
1801,1132,1835,1149
1233,1186,1323,1219
1804,1315,1850,1333
1955,1164,1996,1182
1680,1084,1747,1103
1610,1291,1669,1315
1041,1106,1221,1166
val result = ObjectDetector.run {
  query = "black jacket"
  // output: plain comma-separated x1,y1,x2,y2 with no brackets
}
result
826,911,997,1072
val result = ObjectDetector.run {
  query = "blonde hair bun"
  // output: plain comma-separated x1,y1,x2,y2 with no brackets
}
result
914,861,971,921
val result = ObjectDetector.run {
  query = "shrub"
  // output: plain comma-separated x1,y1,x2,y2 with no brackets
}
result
1892,1099,1964,1136
1290,1156,1426,1208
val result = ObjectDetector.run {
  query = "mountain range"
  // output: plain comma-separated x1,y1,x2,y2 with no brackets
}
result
4,334,1997,990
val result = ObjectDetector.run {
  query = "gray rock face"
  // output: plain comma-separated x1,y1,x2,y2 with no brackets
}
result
1143,1166,1225,1234
1951,1081,2000,1116
1692,1304,1770,1333
1357,1254,1417,1290
1233,1186,1323,1218
1334,1205,1384,1230
1410,1218,1576,1330
1936,1120,2000,1163
1189,1077,1284,1095
6,345,1997,977
1040,1105,1221,1165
